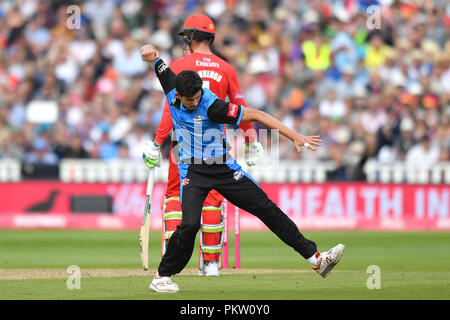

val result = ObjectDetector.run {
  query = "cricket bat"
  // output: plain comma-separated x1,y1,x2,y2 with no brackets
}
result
139,168,155,270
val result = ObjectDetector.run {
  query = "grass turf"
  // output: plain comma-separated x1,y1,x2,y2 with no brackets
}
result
1,230,450,300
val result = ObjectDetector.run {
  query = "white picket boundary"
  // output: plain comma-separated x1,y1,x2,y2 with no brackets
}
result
1,158,449,184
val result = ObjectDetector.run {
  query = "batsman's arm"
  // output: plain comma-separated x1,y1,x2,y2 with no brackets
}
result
241,107,322,152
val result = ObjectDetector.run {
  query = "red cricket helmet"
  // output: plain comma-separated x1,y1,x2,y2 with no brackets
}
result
178,14,215,45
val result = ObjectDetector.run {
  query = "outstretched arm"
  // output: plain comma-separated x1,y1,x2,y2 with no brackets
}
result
241,107,321,152
227,67,256,143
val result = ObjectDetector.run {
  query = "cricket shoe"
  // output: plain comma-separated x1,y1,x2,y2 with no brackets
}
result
198,261,220,277
313,244,345,278
150,274,179,293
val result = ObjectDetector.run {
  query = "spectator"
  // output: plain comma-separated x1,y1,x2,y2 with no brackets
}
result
326,143,351,181
407,49,429,82
242,56,271,111
24,13,51,55
353,132,379,180
64,134,89,159
330,20,358,74
25,137,58,165
364,32,389,70
334,65,359,99
405,135,440,168
7,80,32,130
108,105,133,143
394,118,418,160
68,29,97,67
360,95,387,134
113,37,147,77
51,122,71,159
98,128,118,160
0,130,25,160
302,33,332,71
378,47,400,83
0,1,448,182
83,0,116,39
125,124,152,160
117,141,130,159
54,46,79,86
319,88,347,121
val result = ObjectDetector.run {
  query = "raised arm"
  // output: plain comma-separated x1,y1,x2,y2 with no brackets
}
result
141,45,175,169
241,107,321,152
141,45,176,95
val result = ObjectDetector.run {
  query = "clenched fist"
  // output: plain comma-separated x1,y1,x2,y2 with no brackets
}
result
141,45,160,64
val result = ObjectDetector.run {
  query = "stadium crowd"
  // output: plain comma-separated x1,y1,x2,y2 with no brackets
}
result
0,0,449,180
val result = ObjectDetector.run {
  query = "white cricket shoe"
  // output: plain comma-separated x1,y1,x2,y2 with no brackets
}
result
199,261,220,276
313,244,345,278
150,274,179,293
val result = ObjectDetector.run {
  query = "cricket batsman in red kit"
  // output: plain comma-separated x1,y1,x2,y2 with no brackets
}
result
142,15,263,276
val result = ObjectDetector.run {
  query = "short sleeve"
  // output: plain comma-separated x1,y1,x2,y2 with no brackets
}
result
207,100,244,125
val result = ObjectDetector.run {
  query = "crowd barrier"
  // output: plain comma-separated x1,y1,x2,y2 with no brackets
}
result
1,158,450,184
0,159,21,182
57,159,337,183
0,179,448,231
58,159,450,184
364,160,450,184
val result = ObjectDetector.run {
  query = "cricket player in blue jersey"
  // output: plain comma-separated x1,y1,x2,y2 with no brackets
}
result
142,46,345,293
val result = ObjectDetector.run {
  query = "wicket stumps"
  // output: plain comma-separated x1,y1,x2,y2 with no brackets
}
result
221,199,240,269
222,199,228,269
235,202,240,269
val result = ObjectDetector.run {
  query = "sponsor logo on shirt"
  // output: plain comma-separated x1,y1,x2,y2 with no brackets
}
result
197,69,223,82
156,61,168,74
227,103,238,118
195,60,220,68
233,171,244,181
183,178,190,186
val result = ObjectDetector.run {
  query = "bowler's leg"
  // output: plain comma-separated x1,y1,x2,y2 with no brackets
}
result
158,172,210,277
215,173,317,259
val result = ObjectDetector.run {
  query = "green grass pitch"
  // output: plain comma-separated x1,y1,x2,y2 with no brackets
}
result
0,229,449,300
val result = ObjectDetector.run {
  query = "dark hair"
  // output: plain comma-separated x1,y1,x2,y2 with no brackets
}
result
175,70,203,97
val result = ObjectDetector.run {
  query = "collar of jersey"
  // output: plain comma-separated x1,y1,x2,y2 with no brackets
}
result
175,89,204,112
180,102,190,112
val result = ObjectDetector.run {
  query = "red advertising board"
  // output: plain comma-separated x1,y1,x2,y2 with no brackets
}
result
0,181,448,231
